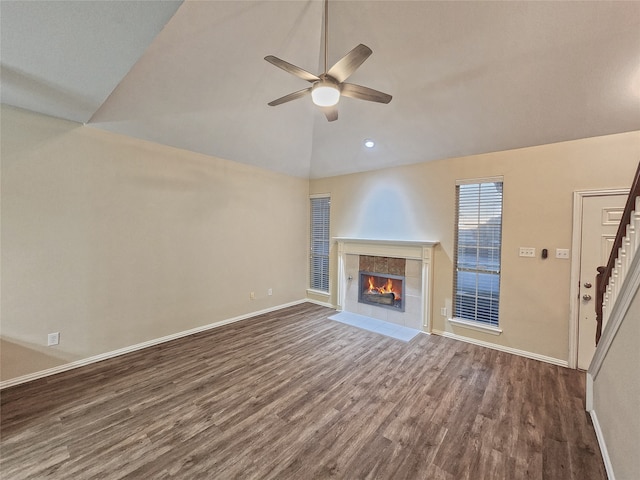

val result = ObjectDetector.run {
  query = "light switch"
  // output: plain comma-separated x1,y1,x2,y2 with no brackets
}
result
519,247,536,257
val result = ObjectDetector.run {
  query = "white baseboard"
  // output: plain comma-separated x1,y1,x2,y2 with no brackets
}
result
305,297,336,309
589,408,616,480
0,299,309,390
431,329,569,367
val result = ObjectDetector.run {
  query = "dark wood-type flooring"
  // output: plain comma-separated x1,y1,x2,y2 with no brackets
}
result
1,303,606,479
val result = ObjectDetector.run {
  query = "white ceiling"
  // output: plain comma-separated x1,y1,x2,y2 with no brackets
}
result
2,1,639,179
0,0,182,124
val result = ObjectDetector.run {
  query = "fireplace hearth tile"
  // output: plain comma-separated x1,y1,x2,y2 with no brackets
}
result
359,255,375,272
404,294,422,316
388,257,406,275
405,259,421,278
346,254,359,271
405,276,421,297
356,302,374,318
373,256,388,273
328,312,420,342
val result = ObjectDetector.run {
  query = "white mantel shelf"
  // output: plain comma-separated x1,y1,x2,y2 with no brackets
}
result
334,238,439,261
333,238,439,246
334,238,439,332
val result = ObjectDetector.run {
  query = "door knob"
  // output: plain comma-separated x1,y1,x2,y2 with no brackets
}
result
583,282,592,288
583,294,592,301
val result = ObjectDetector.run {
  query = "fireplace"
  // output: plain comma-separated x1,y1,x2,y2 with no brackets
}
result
357,255,406,312
359,271,405,311
335,238,438,332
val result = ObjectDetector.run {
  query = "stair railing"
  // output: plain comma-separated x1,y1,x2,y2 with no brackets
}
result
595,160,640,344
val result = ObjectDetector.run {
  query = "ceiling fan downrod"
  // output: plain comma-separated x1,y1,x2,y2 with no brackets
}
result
323,0,329,74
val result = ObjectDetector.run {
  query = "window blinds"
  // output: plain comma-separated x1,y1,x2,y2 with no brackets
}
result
310,196,330,292
453,181,503,326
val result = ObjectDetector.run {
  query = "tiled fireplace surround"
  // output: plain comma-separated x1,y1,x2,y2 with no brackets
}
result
335,238,438,332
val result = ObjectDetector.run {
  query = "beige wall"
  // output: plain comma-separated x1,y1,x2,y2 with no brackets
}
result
310,131,640,362
1,106,308,382
593,287,640,479
2,102,638,383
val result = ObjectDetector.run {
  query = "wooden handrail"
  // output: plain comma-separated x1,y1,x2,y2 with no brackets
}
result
595,266,606,344
595,160,640,344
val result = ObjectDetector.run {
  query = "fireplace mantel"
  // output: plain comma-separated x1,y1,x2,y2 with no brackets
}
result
334,238,439,332
334,238,438,260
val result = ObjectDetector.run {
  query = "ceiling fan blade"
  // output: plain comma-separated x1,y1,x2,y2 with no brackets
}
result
264,55,320,83
320,105,338,122
327,44,372,83
267,87,312,106
341,83,392,104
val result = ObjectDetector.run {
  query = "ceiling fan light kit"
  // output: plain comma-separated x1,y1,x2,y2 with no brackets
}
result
311,80,340,107
265,0,392,121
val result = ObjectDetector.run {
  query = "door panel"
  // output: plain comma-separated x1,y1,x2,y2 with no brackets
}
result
577,194,626,370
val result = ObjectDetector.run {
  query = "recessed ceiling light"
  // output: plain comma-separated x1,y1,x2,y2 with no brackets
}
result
364,139,375,148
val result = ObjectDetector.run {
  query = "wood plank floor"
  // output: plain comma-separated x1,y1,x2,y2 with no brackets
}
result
1,303,606,479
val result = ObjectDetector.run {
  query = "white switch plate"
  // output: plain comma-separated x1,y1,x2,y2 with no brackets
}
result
440,307,447,317
47,332,60,346
556,248,570,259
519,247,536,257
268,288,273,296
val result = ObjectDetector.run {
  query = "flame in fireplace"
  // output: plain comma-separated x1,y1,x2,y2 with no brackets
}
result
367,276,402,300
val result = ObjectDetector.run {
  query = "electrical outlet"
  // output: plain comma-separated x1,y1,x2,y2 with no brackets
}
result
250,291,255,300
440,307,447,317
47,332,60,346
556,248,570,259
268,288,273,296
519,247,536,257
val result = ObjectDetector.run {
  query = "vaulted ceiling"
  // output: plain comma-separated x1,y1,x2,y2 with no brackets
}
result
2,1,639,179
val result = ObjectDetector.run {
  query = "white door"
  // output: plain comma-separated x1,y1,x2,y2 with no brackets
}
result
577,194,627,370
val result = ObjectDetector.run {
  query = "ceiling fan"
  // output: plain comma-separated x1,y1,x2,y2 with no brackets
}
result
264,0,392,122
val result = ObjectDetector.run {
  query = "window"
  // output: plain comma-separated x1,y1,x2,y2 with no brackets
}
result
309,195,330,293
453,179,503,327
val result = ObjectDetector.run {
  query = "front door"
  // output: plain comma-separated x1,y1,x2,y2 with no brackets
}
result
577,194,627,370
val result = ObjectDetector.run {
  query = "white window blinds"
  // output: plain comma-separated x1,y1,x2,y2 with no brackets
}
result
310,196,330,292
453,180,503,326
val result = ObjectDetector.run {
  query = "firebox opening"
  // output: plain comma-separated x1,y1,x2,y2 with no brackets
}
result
358,271,405,312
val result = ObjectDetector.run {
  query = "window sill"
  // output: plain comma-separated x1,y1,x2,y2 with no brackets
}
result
307,289,330,298
448,317,502,336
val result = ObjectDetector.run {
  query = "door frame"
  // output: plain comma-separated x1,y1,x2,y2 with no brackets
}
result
569,188,628,369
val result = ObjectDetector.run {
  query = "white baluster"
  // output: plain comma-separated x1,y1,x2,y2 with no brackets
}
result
633,196,640,252
607,282,614,326
633,206,640,255
627,216,636,258
617,246,626,287
603,288,610,325
623,229,632,272
611,269,618,310
618,254,625,288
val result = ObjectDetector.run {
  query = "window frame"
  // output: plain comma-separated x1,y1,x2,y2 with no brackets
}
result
309,194,331,294
451,177,504,335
